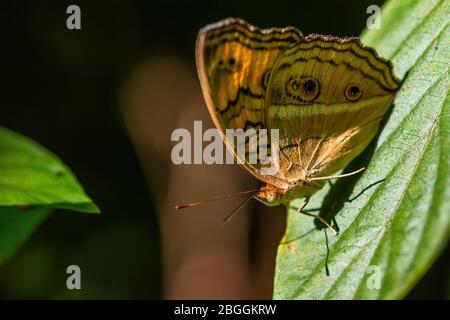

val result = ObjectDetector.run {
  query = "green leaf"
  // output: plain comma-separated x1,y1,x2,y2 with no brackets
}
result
0,126,99,265
0,206,51,265
0,126,99,213
273,0,449,300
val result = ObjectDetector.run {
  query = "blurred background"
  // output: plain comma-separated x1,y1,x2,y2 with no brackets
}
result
0,0,448,299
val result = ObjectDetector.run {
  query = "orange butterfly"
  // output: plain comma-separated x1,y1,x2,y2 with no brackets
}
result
180,18,400,233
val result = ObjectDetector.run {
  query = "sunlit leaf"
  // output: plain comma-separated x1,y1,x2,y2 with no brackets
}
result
0,126,99,213
0,125,99,265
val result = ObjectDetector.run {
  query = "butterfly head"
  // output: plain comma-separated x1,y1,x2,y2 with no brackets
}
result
255,184,284,206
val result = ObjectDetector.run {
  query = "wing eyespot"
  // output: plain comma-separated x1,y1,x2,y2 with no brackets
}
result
286,77,320,102
345,84,362,101
217,57,238,73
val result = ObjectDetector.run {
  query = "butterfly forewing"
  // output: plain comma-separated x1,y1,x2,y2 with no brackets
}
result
196,18,302,187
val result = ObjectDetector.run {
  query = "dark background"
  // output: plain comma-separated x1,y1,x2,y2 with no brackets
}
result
0,0,448,299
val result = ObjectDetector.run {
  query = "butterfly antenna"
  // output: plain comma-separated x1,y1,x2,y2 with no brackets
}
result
175,189,260,210
220,194,255,224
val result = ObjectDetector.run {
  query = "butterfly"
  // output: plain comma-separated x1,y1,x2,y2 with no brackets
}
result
194,18,400,231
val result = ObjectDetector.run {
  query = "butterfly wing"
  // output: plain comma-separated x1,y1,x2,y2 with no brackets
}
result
196,18,302,187
264,35,400,183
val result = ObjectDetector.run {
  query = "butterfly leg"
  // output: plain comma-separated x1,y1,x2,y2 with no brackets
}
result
297,197,339,236
309,167,366,182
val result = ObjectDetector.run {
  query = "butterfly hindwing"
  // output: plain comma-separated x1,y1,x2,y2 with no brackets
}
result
264,35,400,183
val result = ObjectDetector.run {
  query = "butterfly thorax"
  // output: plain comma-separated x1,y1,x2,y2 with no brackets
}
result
255,179,325,206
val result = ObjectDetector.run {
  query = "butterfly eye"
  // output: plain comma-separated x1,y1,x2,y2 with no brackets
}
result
287,77,320,102
345,84,362,101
